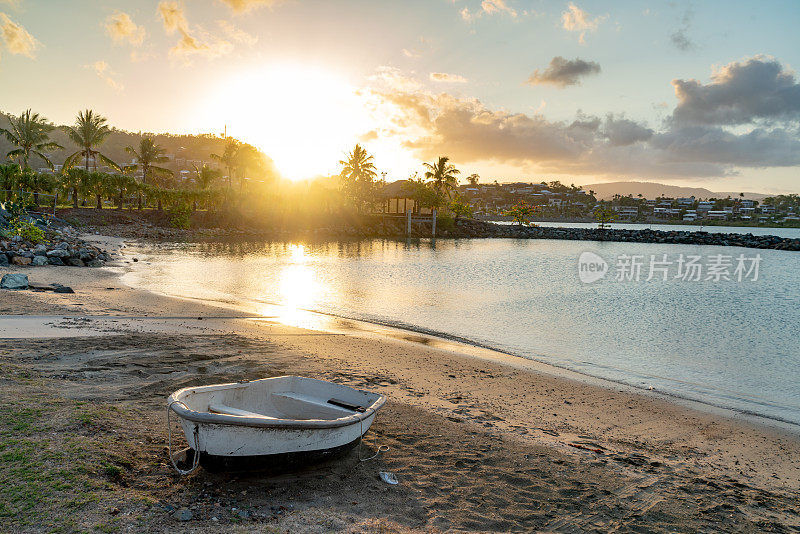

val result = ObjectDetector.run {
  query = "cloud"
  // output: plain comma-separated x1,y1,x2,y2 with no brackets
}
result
217,20,257,46
461,0,517,22
358,130,379,143
670,29,694,52
481,0,516,17
601,115,653,146
671,56,800,126
104,12,145,47
0,12,37,58
217,0,282,13
365,67,800,179
158,2,233,61
86,60,124,92
430,72,468,83
561,3,605,44
526,56,601,88
669,6,695,51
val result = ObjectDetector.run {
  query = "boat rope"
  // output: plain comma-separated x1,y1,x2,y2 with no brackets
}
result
357,416,389,462
167,400,201,475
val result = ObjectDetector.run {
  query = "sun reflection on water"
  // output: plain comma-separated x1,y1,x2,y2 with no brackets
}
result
275,244,325,328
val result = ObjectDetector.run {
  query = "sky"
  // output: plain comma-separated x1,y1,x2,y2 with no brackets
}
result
0,0,799,192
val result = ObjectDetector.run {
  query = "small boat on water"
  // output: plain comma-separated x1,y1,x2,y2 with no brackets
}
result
167,376,386,473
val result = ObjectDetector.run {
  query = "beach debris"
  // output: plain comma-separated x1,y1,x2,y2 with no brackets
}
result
379,471,398,485
569,442,604,454
1,273,29,290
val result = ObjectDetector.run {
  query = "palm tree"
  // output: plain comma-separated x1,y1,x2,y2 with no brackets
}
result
423,156,460,199
192,163,220,191
63,110,119,207
0,110,62,170
18,170,57,206
191,164,221,210
0,163,20,200
63,110,119,172
233,143,265,190
125,137,172,210
339,144,377,212
210,137,240,189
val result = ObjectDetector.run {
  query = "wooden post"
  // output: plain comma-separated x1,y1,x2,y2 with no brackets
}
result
406,209,412,236
53,193,58,216
431,209,437,237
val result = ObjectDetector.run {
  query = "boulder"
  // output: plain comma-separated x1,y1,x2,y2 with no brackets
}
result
47,248,71,258
53,286,75,294
0,254,7,267
1,273,28,290
33,244,47,255
66,258,85,267
48,257,65,266
11,256,32,266
87,259,104,268
32,255,49,266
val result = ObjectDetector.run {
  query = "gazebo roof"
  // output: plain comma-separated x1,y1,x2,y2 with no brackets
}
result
380,179,414,198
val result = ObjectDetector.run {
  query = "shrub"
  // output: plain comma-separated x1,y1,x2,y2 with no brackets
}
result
504,201,537,226
168,203,193,229
12,220,45,244
436,213,455,232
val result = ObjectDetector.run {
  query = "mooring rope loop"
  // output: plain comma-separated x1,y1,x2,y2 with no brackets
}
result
357,416,389,462
167,400,201,475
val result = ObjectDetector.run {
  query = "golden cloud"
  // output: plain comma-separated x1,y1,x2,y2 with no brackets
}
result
86,60,124,92
217,20,257,46
430,72,468,83
158,2,233,61
0,12,37,58
217,0,282,13
104,12,145,46
561,3,605,44
461,0,516,22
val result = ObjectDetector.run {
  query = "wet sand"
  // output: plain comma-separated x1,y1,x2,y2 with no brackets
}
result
1,236,799,532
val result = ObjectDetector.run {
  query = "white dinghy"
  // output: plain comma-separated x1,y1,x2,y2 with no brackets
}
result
167,376,386,473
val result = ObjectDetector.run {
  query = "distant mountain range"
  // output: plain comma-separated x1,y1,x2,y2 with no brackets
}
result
583,181,771,201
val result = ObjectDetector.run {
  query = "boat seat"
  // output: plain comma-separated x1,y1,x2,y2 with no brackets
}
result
271,392,363,417
208,403,278,420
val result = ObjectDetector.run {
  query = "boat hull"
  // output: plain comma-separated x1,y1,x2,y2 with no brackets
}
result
178,411,377,457
194,436,363,473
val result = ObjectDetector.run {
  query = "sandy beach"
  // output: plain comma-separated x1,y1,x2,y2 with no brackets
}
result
1,236,799,533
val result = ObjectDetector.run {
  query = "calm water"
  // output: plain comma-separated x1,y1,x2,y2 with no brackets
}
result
125,236,800,426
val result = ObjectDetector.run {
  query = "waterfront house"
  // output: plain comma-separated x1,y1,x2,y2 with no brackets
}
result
707,210,729,220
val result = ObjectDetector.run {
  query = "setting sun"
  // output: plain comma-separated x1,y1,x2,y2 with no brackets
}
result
201,63,373,181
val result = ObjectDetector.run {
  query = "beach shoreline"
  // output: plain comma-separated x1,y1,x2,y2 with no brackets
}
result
1,235,799,532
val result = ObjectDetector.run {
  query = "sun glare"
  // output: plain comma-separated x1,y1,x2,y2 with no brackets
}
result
202,63,373,181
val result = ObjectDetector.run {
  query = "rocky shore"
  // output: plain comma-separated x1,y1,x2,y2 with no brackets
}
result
444,219,800,250
0,227,113,268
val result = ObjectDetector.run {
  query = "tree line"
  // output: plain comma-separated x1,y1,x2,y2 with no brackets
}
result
0,108,271,214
